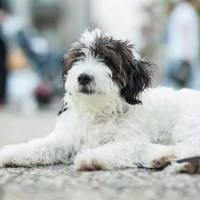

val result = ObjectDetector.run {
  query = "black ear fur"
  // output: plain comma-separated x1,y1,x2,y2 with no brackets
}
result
120,59,154,105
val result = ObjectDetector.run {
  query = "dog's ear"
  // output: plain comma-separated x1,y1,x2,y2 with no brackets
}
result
120,59,155,105
61,47,84,81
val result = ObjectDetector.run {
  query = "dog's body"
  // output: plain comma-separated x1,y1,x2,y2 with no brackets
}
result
1,29,200,173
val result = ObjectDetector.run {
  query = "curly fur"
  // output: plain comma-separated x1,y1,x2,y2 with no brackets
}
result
1,29,200,173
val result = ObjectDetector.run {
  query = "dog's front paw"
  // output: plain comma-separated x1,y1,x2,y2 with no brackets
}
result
140,144,176,169
151,155,175,169
74,151,104,171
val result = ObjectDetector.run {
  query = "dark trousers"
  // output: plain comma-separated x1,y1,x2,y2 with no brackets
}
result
0,35,7,104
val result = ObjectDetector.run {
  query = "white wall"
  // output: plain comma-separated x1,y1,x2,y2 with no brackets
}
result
90,0,146,49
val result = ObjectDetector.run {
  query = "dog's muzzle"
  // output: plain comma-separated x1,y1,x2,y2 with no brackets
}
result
78,73,95,94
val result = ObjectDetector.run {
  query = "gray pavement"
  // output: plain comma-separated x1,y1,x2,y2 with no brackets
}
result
0,111,200,200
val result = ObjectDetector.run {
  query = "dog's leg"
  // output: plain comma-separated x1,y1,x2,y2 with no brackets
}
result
0,110,82,167
74,142,177,171
0,133,76,167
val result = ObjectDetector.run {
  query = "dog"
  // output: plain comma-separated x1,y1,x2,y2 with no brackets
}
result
1,29,200,173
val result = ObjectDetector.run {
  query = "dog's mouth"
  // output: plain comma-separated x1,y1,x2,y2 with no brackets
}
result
78,86,95,95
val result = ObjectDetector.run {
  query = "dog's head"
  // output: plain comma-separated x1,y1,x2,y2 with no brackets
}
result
62,29,155,105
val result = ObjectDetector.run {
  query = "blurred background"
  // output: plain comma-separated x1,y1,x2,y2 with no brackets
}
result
0,0,200,145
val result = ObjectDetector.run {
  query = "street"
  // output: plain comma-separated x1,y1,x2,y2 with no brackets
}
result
0,111,200,200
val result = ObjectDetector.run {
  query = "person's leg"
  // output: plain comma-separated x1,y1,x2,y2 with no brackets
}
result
0,67,7,104
0,36,7,105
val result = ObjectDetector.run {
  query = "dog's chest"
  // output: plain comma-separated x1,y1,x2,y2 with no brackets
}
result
81,118,118,148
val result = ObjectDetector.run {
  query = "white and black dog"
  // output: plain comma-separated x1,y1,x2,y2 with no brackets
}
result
1,29,200,173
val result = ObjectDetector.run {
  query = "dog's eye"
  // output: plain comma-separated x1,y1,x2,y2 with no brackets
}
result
104,57,113,66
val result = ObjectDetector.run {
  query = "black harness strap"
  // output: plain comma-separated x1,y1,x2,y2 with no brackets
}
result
57,103,69,116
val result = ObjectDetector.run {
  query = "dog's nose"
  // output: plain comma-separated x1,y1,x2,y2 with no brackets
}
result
78,74,93,85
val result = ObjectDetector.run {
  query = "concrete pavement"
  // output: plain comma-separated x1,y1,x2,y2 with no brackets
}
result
0,111,200,200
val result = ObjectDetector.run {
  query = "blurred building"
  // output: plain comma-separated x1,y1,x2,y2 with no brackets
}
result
7,0,166,56
8,0,91,50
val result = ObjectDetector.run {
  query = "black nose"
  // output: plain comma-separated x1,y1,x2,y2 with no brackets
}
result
78,74,93,85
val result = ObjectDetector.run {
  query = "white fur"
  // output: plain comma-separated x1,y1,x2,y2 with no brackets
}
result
1,30,200,171
79,28,102,47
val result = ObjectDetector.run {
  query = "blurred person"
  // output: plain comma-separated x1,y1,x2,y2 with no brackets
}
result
0,3,61,108
0,29,7,106
0,2,40,112
165,0,200,88
0,0,7,106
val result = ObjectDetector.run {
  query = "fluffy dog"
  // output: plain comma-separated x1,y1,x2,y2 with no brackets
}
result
1,29,200,173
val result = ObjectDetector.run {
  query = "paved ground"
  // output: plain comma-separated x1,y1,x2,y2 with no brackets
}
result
0,110,200,200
